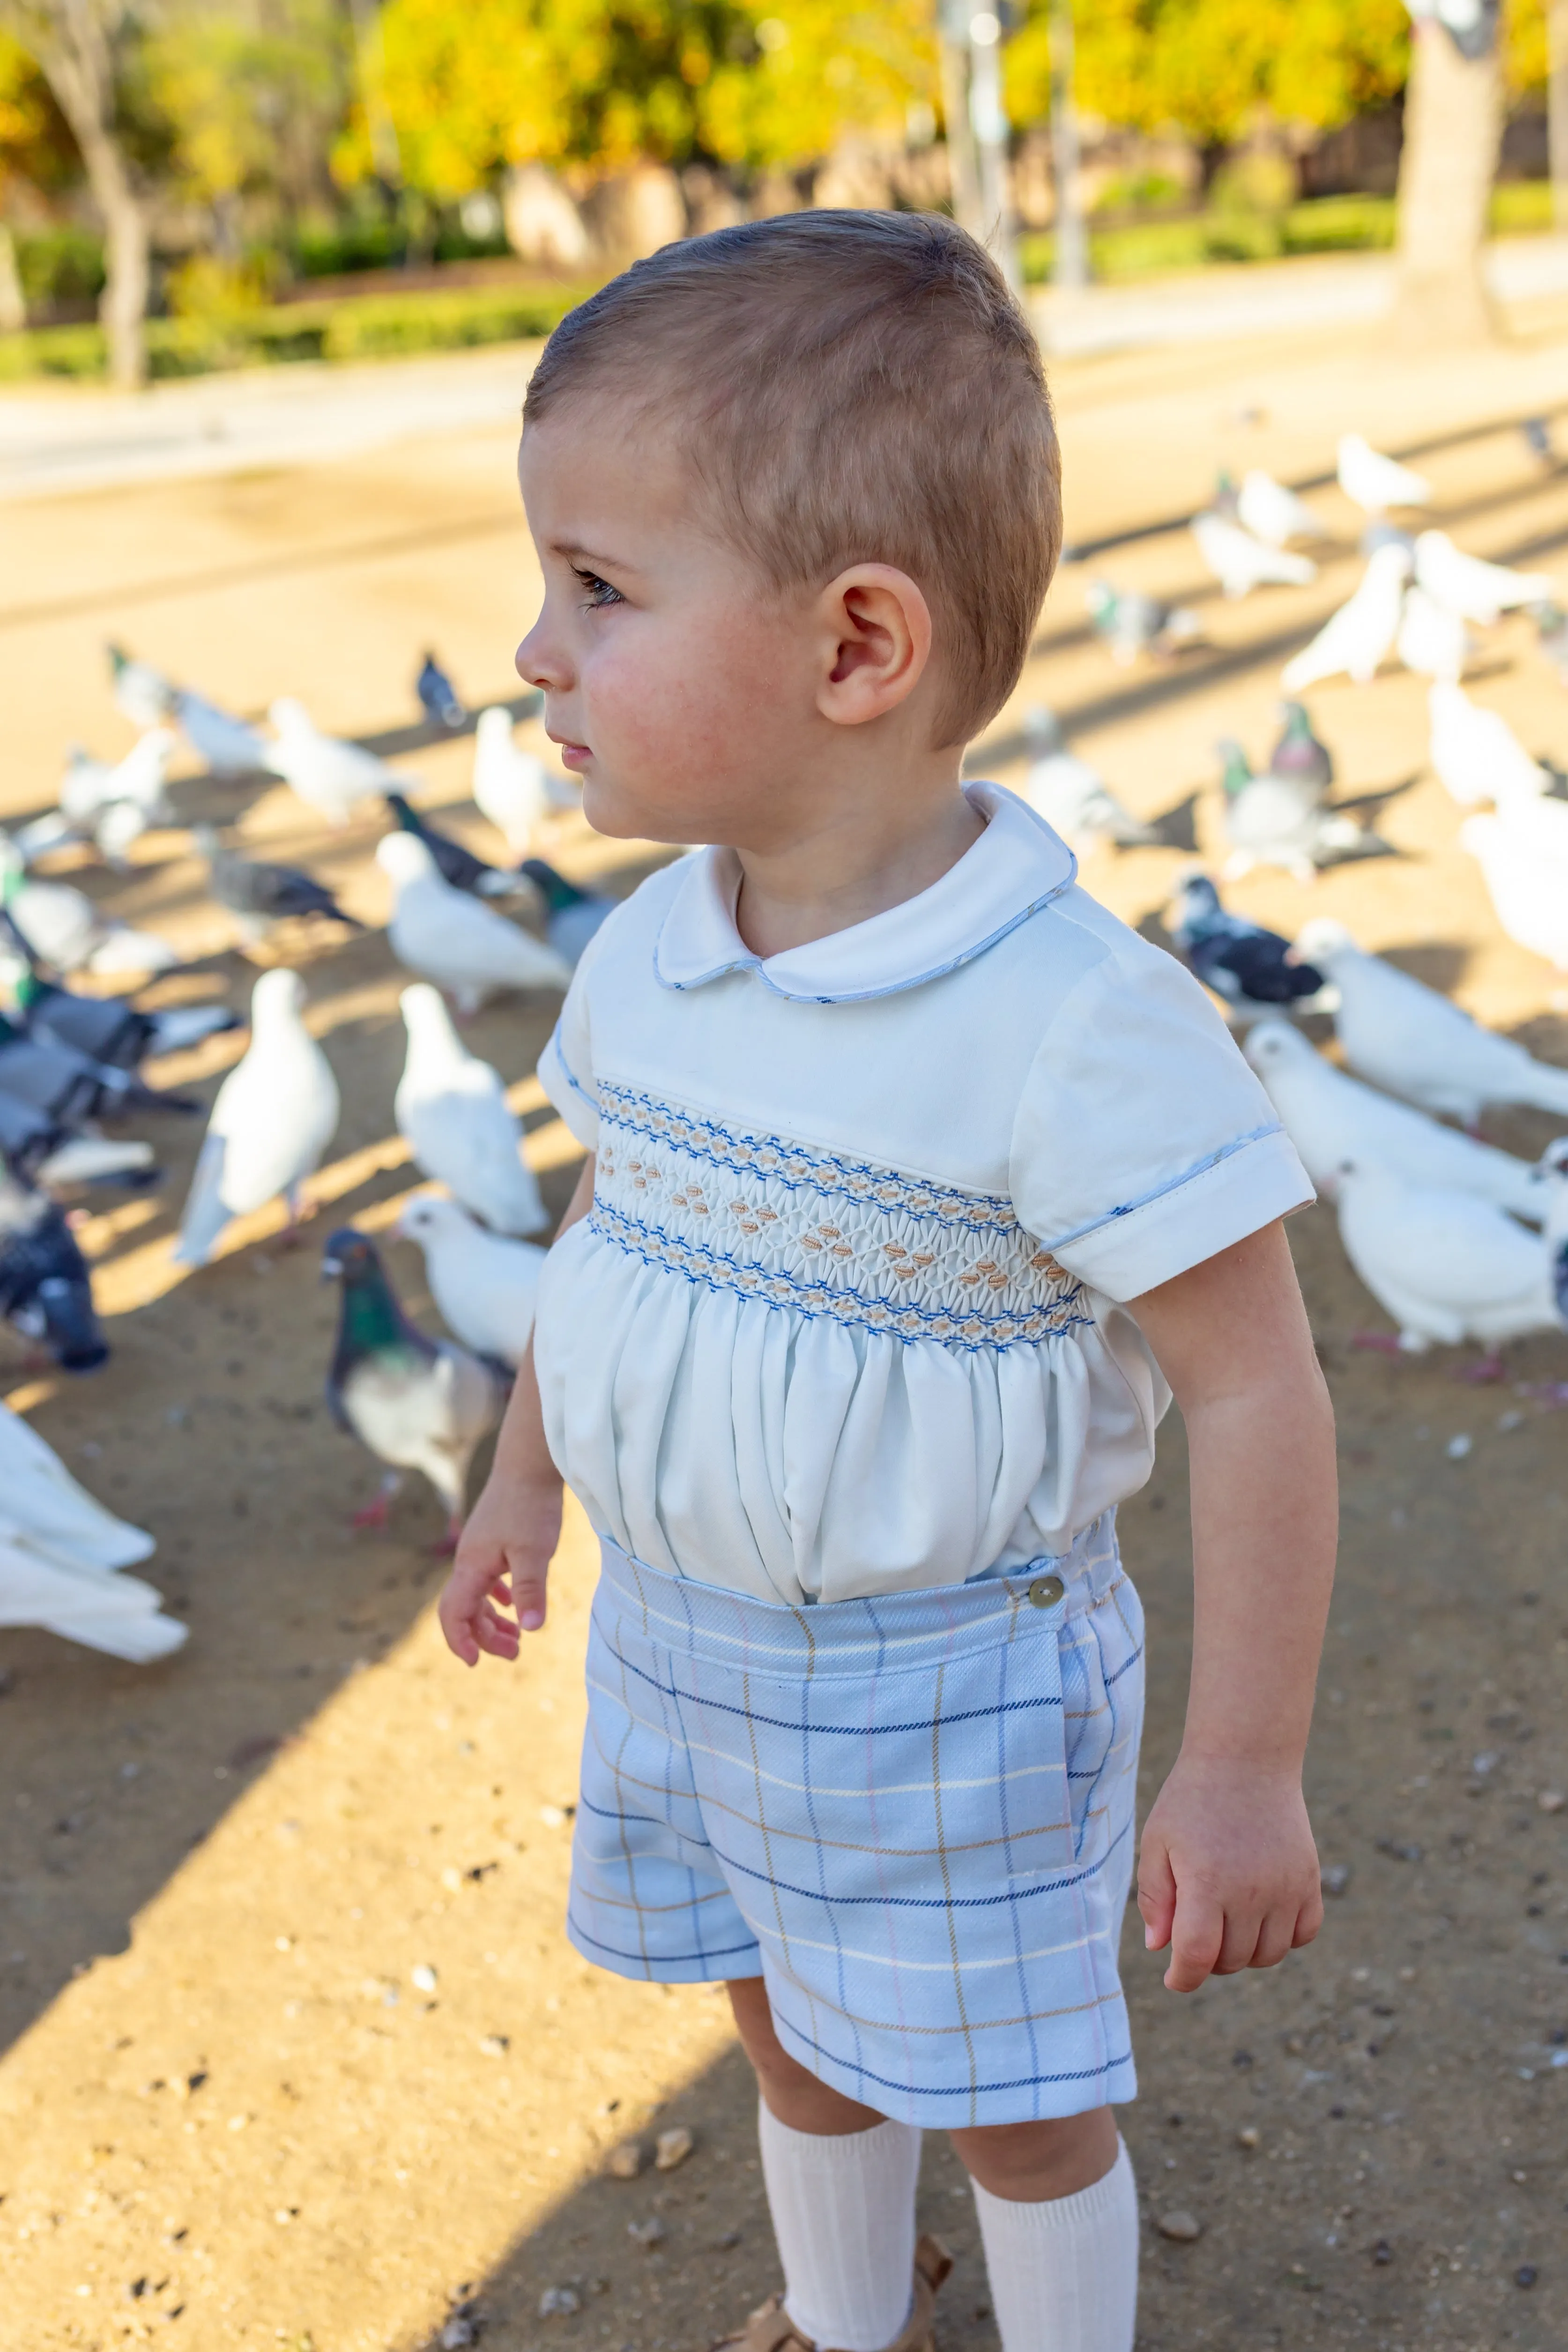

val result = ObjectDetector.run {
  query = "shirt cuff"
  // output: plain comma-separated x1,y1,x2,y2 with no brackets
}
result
1049,1127,1315,1302
538,1025,599,1151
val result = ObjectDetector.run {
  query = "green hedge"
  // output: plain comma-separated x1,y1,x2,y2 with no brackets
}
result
0,275,599,384
1021,183,1556,287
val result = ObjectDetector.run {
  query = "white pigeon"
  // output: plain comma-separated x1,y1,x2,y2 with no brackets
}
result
175,688,267,777
1192,511,1316,599
1280,543,1412,692
1236,469,1322,548
472,706,571,852
394,983,548,1235
266,698,402,827
378,833,571,1013
175,968,340,1266
107,643,175,729
1293,917,1568,1125
1018,709,1156,849
1336,435,1432,514
0,1400,185,1662
397,1192,547,1365
1413,530,1555,626
1396,584,1470,682
1427,681,1546,806
1459,811,1568,971
1335,1159,1559,1357
1242,1020,1547,1222
0,840,177,976
59,728,175,830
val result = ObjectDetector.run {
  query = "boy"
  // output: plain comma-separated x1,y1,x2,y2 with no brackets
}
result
440,211,1334,2352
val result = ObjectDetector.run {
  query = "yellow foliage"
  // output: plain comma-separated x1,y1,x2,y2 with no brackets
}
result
338,0,937,199
1006,0,1410,142
1503,0,1548,94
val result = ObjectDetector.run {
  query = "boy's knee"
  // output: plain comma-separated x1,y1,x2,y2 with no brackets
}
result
725,1978,887,2134
951,2108,1120,2203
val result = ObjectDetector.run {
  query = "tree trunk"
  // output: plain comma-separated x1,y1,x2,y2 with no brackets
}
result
91,135,149,387
1049,0,1088,288
1390,15,1502,347
20,2,151,387
1551,0,1568,233
938,15,985,244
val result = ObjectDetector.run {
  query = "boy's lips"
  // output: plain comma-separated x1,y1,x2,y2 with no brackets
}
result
549,731,591,770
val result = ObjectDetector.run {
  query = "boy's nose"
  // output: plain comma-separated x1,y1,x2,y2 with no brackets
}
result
515,614,568,692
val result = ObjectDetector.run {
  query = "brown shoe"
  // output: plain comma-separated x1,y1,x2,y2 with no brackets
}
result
711,2234,953,2352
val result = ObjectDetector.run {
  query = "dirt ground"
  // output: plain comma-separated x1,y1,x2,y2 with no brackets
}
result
1,307,1568,2352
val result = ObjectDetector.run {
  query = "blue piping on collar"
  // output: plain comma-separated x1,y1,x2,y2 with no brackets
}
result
652,860,1081,1005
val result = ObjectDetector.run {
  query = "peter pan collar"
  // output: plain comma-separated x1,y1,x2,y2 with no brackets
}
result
653,783,1077,1004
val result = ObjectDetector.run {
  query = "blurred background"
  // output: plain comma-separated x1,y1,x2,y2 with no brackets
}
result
0,0,1565,388
3,7,1568,2352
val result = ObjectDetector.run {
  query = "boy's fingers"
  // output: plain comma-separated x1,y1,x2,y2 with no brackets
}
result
1164,1883,1224,1992
1293,1888,1325,1949
1247,1907,1298,1971
1136,1844,1177,1953
510,1561,550,1634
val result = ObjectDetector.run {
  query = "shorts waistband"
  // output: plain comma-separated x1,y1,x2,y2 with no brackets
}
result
593,1513,1123,1680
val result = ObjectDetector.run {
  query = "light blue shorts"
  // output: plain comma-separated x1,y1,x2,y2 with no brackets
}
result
567,1513,1144,2129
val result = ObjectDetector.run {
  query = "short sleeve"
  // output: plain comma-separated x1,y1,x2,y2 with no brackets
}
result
537,958,601,1150
1010,940,1313,1301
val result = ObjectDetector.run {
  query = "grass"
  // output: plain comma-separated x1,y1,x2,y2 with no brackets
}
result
1020,181,1558,287
0,275,597,385
0,180,1559,382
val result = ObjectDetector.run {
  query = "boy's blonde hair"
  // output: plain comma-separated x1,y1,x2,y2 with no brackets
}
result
525,211,1060,748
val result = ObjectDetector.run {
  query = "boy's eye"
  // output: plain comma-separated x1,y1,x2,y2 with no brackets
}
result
573,566,623,610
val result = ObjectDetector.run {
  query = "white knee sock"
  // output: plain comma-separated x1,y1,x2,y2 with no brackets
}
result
971,2137,1138,2352
757,2099,922,2351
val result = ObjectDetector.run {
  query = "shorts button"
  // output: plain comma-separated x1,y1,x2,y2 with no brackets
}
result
1027,1574,1065,1609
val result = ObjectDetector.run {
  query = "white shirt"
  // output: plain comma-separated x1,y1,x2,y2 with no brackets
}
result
534,783,1311,1607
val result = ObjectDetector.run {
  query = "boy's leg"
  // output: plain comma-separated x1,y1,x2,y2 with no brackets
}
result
951,2115,1138,2352
728,1978,924,2351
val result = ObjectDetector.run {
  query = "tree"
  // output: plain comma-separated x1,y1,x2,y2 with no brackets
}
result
144,0,348,238
0,0,156,383
1392,2,1502,346
1005,0,1410,149
334,0,936,207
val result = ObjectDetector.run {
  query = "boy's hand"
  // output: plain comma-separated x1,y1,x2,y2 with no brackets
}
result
438,1473,563,1667
1137,1753,1323,1993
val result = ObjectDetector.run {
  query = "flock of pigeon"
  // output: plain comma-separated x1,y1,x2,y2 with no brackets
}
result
1027,419,1568,1392
5,418,1568,1666
0,647,613,1661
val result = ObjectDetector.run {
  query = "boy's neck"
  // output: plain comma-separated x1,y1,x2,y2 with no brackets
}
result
730,772,982,961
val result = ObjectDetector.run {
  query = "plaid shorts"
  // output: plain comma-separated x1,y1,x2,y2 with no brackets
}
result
567,1513,1144,2128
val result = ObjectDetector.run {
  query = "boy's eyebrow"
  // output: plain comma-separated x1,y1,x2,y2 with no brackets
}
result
550,538,640,573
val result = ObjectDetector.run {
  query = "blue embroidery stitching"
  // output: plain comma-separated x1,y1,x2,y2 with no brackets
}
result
596,1079,1016,1228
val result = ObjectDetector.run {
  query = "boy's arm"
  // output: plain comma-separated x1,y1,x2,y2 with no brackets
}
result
1125,1218,1336,1991
437,1151,596,1666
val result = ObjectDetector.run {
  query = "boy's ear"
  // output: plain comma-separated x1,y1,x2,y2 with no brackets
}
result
814,565,933,729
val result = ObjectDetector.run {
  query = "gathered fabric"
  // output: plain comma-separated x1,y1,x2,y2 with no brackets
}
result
535,783,1310,1609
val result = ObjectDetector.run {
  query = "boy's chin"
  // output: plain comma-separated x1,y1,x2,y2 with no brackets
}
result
580,774,712,848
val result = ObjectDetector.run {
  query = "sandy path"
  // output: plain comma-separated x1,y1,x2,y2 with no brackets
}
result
1,312,1567,2352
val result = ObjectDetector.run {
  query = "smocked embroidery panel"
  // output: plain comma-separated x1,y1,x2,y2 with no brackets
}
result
589,1080,1090,1352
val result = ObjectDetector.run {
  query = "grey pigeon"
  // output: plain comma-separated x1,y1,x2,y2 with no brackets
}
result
1168,872,1329,1019
416,653,466,730
519,857,619,965
193,824,364,942
1084,579,1202,665
384,793,524,901
1266,701,1333,795
0,1010,195,1121
322,1225,508,1544
0,1172,109,1371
